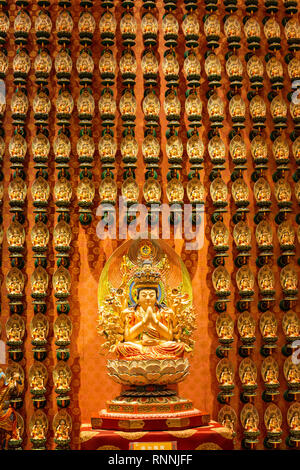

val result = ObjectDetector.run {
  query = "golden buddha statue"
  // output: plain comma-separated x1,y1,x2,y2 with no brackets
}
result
290,411,300,430
267,414,281,433
54,419,70,441
31,419,46,440
265,367,279,385
30,372,45,392
114,261,186,361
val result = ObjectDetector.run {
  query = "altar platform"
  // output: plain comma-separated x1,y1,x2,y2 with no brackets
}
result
80,421,234,450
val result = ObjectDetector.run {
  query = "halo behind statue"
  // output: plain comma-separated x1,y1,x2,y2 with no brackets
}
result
98,238,193,307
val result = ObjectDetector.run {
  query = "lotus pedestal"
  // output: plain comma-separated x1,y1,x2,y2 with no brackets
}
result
91,358,210,432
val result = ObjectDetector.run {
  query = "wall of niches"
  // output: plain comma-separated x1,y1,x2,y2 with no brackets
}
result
0,0,299,451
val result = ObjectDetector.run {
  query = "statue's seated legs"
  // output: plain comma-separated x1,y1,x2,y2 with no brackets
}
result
115,341,185,360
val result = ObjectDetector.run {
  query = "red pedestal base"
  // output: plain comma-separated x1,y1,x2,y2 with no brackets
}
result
92,408,210,432
80,421,234,450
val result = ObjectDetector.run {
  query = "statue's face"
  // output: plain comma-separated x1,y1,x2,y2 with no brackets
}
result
138,288,157,308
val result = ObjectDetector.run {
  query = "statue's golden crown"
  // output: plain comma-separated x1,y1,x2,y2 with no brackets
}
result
133,261,161,290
